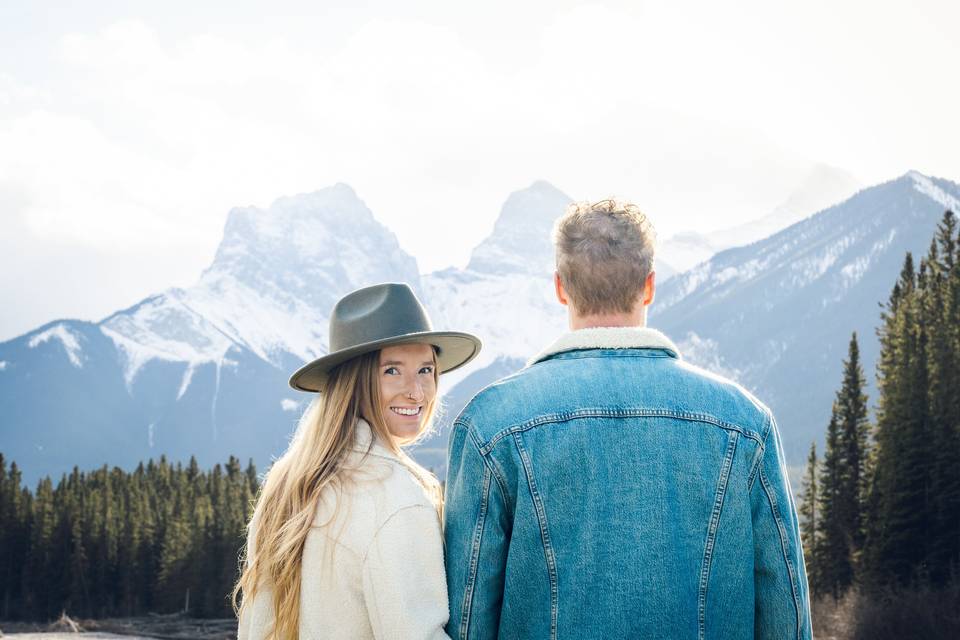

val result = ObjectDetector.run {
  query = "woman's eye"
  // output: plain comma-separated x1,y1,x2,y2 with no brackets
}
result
419,366,434,375
384,367,399,375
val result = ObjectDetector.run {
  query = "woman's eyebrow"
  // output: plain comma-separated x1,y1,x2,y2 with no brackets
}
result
379,360,435,367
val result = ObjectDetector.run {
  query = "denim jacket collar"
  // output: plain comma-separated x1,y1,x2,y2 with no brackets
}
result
528,326,681,366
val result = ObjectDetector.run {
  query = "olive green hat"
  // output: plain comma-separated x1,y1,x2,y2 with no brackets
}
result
289,282,482,392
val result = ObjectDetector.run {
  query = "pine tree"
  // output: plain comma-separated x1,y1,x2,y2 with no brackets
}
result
27,477,57,618
926,211,960,581
817,408,853,597
798,443,819,593
864,250,939,588
0,454,11,616
835,333,871,561
0,456,28,618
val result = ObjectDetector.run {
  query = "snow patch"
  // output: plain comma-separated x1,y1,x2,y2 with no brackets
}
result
911,172,960,211
422,269,568,388
28,324,84,367
714,266,740,285
676,332,742,381
0,361,7,371
182,274,328,365
789,233,857,287
281,399,300,412
177,364,195,400
836,228,897,293
100,293,233,389
148,423,155,448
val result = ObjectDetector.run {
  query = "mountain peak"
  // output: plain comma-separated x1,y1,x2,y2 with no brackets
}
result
269,182,362,214
99,184,421,370
466,181,572,274
527,179,568,194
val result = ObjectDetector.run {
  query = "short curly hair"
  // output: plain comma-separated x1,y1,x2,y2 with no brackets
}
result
553,198,657,315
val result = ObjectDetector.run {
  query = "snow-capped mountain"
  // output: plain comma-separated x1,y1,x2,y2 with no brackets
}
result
426,181,571,380
1,171,953,484
657,164,862,277
0,184,423,484
652,171,959,460
103,183,421,381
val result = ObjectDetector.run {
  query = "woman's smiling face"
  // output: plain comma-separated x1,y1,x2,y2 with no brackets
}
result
378,343,437,442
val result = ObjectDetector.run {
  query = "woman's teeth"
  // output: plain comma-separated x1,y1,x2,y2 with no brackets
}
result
391,407,421,416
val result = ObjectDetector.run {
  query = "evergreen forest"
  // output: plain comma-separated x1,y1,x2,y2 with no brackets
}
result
799,211,960,636
1,213,958,634
0,454,256,620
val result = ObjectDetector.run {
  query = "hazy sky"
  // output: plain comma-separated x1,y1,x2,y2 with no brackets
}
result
2,0,959,341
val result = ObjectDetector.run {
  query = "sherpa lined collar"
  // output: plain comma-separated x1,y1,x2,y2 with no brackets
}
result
528,326,680,366
351,418,400,461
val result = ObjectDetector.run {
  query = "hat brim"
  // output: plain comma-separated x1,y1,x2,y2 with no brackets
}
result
288,331,482,392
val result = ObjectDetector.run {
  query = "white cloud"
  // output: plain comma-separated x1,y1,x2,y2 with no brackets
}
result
1,2,959,341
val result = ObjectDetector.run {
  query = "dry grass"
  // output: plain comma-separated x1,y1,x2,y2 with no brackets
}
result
812,591,858,640
811,582,960,640
851,582,960,640
0,613,235,640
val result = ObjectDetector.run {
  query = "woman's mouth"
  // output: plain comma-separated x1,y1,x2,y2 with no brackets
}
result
390,406,422,417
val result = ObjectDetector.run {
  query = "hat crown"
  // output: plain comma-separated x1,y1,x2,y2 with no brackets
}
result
329,283,433,352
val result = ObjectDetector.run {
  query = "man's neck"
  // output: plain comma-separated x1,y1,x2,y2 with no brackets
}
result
569,310,646,330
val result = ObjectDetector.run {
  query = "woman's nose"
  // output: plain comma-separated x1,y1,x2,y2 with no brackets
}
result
406,378,425,402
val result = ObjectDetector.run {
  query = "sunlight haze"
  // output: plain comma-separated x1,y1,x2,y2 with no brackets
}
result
1,0,958,340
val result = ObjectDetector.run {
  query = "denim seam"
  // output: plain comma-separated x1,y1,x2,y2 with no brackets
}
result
473,409,764,455
487,458,510,512
697,431,739,640
513,431,559,640
747,412,773,490
466,424,510,506
759,465,803,640
458,463,491,640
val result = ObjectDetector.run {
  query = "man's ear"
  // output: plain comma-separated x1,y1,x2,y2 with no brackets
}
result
554,271,568,306
641,270,656,306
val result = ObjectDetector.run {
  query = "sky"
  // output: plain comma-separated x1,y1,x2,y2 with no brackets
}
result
1,0,959,341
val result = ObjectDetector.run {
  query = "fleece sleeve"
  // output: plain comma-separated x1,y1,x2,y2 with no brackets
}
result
361,504,451,640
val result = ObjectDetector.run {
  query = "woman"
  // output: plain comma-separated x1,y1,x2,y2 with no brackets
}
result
234,283,481,639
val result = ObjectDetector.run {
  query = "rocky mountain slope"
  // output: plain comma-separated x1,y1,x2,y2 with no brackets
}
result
2,172,953,483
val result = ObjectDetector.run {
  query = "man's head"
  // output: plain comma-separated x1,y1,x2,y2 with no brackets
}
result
552,198,657,328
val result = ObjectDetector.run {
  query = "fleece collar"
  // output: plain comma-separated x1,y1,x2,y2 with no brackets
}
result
528,326,681,366
351,418,400,461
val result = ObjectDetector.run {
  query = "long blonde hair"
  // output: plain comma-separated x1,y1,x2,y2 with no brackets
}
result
232,347,440,639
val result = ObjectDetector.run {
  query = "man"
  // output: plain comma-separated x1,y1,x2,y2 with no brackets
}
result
443,199,811,639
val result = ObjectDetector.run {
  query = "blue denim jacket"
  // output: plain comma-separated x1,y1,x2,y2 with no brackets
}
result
444,327,811,640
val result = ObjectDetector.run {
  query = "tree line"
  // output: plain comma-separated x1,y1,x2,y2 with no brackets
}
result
3,213,958,624
0,454,257,620
799,210,960,598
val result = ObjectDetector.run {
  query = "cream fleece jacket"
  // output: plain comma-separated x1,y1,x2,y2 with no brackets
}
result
238,420,450,640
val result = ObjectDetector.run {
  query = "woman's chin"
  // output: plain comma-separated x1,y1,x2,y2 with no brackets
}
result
387,420,422,442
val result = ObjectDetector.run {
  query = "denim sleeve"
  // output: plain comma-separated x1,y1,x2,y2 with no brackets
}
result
444,421,509,640
750,412,812,640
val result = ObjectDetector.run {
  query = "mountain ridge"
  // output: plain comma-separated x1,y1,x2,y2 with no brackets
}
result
2,170,954,484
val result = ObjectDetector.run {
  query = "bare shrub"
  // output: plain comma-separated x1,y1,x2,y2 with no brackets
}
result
812,591,857,640
852,582,960,640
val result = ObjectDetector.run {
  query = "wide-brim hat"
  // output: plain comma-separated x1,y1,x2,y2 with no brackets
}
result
289,282,482,392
